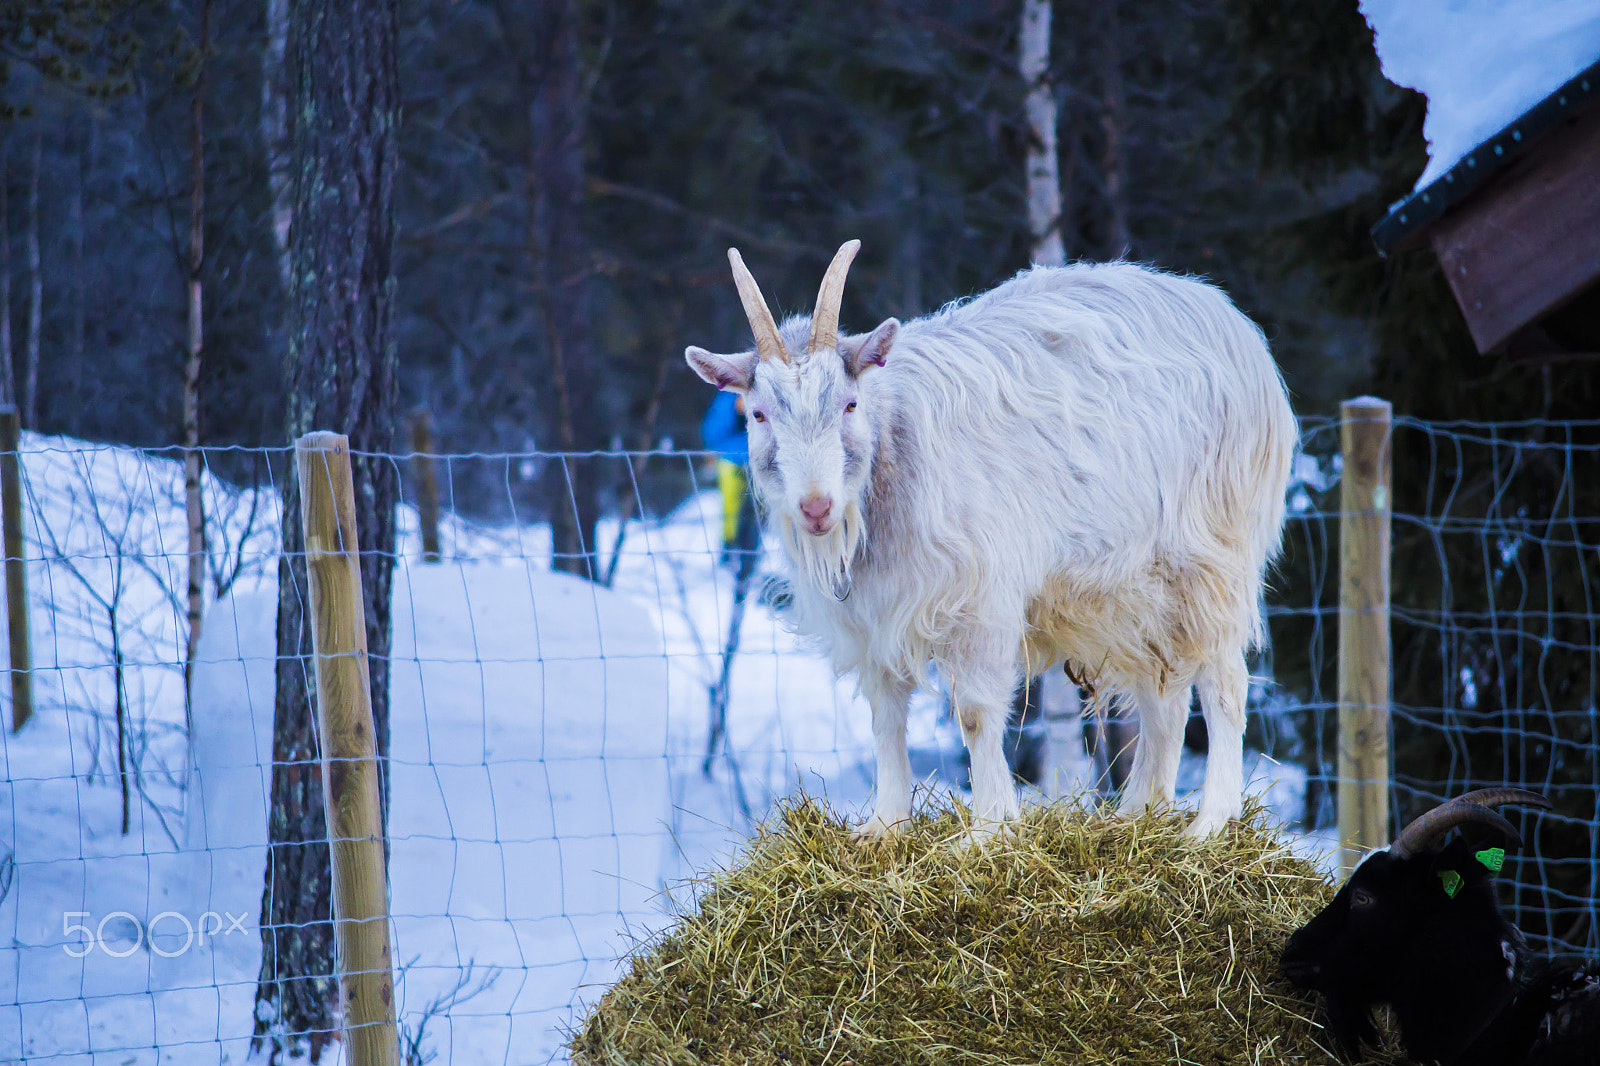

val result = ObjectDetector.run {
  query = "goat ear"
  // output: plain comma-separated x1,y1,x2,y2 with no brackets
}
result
685,346,757,392
1431,838,1492,886
841,318,899,376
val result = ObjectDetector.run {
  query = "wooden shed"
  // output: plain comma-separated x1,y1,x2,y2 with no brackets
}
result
1371,59,1600,362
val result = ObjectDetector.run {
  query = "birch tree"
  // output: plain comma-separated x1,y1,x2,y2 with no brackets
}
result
1020,0,1064,267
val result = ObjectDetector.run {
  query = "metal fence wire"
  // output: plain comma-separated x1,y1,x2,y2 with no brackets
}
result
0,414,1597,1063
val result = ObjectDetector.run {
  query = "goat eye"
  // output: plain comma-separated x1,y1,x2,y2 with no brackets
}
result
844,401,857,414
751,410,766,423
1352,888,1375,909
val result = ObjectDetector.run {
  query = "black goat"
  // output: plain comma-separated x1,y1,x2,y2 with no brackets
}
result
1280,788,1600,1066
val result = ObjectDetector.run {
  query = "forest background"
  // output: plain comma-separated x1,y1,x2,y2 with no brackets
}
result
18,0,1591,471
5,0,1600,1053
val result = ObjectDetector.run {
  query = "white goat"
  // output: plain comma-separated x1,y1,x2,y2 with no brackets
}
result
686,241,1296,837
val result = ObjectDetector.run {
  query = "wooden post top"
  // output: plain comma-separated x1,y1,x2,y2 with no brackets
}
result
1340,397,1393,416
297,430,349,452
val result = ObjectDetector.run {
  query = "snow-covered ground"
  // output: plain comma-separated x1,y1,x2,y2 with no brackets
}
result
0,435,1317,1065
1360,0,1600,189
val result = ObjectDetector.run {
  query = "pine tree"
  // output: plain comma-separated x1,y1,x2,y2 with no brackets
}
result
255,0,400,1057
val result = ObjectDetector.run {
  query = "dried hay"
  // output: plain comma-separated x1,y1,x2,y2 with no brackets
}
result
571,796,1403,1065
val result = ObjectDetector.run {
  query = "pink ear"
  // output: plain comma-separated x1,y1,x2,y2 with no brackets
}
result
685,346,757,391
845,318,899,375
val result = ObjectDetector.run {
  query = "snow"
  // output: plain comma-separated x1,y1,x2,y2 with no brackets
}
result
1360,0,1600,189
180,564,675,1066
0,434,1320,1064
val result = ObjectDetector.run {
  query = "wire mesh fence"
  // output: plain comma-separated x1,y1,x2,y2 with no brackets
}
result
0,413,1597,1062
1267,415,1600,957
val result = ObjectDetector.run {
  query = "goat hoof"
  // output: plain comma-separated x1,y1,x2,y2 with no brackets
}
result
1184,809,1236,838
1115,797,1168,821
966,823,1003,845
853,812,909,841
964,812,1020,845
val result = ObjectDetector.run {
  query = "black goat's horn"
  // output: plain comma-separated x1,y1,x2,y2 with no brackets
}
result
1389,789,1551,860
1452,787,1555,812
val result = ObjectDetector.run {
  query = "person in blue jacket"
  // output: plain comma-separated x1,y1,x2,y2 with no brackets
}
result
701,391,760,569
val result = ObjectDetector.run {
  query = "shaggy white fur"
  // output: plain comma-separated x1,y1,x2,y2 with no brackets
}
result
687,255,1296,839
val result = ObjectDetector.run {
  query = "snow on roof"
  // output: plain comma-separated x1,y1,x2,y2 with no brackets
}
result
1360,0,1600,190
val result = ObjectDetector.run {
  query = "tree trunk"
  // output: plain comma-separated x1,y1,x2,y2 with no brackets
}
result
262,0,292,293
183,0,211,713
1099,0,1131,260
23,127,40,429
112,602,129,835
510,0,604,580
600,297,678,588
255,0,399,1060
1020,0,1065,268
1,148,12,407
868,121,924,317
70,121,85,374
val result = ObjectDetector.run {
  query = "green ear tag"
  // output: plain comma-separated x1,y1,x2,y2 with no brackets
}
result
1437,869,1463,898
1475,847,1506,873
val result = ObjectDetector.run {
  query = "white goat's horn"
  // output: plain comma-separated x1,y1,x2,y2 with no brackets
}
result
727,248,787,365
807,239,861,355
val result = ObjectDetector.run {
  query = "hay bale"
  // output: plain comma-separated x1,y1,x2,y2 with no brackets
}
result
571,797,1403,1065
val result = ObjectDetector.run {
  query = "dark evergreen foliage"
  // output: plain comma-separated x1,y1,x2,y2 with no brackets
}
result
1228,0,1600,950
5,0,1384,485
0,0,150,112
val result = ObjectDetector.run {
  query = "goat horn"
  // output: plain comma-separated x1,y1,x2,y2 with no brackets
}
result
807,239,861,355
728,248,787,365
1451,787,1555,812
1389,789,1551,860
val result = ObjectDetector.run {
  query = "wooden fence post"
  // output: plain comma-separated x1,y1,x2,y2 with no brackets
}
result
296,431,400,1066
1338,397,1393,880
1,406,31,733
409,408,441,564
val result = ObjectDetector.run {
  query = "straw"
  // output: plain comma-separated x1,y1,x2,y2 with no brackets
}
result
571,794,1404,1065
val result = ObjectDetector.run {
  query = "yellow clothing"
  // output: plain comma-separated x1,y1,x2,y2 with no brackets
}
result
718,460,747,546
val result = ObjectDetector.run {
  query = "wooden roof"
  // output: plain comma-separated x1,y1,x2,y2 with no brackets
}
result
1373,59,1600,358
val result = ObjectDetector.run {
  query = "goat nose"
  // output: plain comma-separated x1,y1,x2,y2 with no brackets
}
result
799,493,832,523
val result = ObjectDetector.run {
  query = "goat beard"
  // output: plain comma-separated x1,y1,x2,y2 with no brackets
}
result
777,498,864,600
